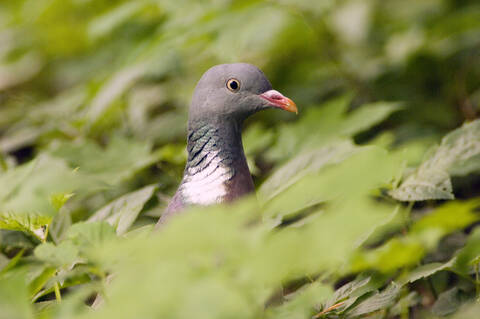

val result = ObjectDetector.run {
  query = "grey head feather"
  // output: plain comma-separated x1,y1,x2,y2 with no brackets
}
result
188,63,274,127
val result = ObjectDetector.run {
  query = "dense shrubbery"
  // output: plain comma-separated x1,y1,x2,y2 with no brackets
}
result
1,0,480,318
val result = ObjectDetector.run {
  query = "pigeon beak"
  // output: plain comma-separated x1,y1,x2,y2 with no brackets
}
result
259,90,298,114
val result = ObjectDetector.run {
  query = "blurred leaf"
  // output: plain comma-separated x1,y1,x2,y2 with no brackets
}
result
0,156,103,216
0,274,33,319
431,287,466,316
266,96,400,162
49,137,161,185
261,145,399,222
259,140,356,203
269,282,332,319
340,101,402,136
454,227,480,275
351,237,425,273
391,119,480,201
399,259,455,285
243,123,275,156
88,2,156,40
0,248,24,274
34,242,79,268
49,193,74,212
28,266,57,301
0,213,51,242
88,185,156,235
411,200,480,237
65,222,116,252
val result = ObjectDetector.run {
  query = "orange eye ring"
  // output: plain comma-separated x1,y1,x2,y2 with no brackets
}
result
226,78,240,92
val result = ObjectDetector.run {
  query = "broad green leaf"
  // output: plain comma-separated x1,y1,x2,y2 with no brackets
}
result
454,228,480,275
318,277,375,317
49,193,75,211
0,230,35,253
391,119,480,201
88,185,157,235
346,283,400,317
48,137,161,185
66,222,116,252
351,237,425,273
34,242,80,268
266,96,400,162
267,282,332,319
340,102,402,136
389,168,454,201
411,200,480,238
261,145,400,221
399,259,455,285
259,140,356,203
324,277,371,311
0,274,33,319
0,156,103,216
0,213,52,242
431,287,466,316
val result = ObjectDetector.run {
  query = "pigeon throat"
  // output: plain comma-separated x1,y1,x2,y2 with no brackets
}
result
179,121,254,206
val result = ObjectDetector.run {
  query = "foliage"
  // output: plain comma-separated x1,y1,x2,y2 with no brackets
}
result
1,0,480,318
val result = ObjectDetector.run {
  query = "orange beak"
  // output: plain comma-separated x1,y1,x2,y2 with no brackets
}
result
259,90,298,114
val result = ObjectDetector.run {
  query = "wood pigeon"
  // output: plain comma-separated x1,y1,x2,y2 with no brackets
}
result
157,63,297,226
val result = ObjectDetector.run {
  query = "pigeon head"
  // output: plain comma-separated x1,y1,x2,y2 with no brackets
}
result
188,63,297,125
156,63,297,226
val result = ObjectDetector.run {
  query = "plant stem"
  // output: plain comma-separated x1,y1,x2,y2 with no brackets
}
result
54,282,62,302
475,262,479,300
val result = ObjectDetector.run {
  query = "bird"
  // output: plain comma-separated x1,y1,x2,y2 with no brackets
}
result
157,63,297,226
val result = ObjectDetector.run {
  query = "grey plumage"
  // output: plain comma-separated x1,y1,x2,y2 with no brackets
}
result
157,63,297,226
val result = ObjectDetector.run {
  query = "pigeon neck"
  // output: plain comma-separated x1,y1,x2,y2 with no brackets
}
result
180,119,253,205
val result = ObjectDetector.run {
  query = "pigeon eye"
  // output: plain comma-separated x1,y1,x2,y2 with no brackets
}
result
226,78,240,92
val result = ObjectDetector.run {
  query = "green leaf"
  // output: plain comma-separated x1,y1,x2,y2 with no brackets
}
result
28,266,57,300
243,123,275,156
351,237,425,273
391,119,480,201
49,192,75,211
88,2,154,40
0,248,24,274
48,137,161,185
388,168,454,201
88,185,157,235
399,259,455,285
454,227,480,275
431,287,466,316
0,213,52,242
66,222,116,251
340,101,402,136
346,283,400,317
259,140,357,203
327,277,371,307
320,277,373,316
411,200,480,237
34,241,80,267
268,282,332,319
0,155,102,216
0,274,33,319
261,145,400,222
266,96,400,162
